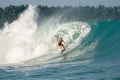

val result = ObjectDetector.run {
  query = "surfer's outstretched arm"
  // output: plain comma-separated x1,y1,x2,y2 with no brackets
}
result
62,40,65,43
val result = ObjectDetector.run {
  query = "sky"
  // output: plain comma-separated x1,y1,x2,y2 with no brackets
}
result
0,0,120,8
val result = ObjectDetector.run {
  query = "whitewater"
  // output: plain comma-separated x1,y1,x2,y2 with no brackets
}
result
0,5,120,80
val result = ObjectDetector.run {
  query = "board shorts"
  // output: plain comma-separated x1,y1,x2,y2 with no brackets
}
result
58,43,63,46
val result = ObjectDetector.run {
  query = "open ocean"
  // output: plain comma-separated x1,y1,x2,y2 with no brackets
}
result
0,5,120,80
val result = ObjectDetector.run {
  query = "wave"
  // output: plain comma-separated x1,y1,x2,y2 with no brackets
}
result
0,5,91,65
0,5,119,65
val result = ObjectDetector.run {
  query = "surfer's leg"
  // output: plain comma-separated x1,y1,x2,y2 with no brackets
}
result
62,44,65,51
60,45,63,50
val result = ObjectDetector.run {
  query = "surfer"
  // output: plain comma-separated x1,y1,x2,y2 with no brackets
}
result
58,38,65,52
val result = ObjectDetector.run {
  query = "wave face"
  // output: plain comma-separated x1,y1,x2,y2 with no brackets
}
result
0,5,120,80
86,20,120,62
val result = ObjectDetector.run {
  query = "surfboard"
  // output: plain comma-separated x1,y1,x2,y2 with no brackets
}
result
60,46,72,54
61,47,67,53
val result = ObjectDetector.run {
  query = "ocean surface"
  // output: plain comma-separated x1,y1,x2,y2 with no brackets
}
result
0,6,120,80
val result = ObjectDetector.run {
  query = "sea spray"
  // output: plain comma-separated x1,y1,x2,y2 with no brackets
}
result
0,5,38,64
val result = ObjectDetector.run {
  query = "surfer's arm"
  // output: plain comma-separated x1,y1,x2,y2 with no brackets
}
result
62,40,65,43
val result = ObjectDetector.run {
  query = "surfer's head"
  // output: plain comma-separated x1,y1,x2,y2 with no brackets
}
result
60,38,62,40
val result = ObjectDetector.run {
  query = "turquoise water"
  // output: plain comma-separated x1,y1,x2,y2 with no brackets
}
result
0,20,120,80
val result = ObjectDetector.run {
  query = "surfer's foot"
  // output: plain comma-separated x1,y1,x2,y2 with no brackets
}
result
61,49,65,52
